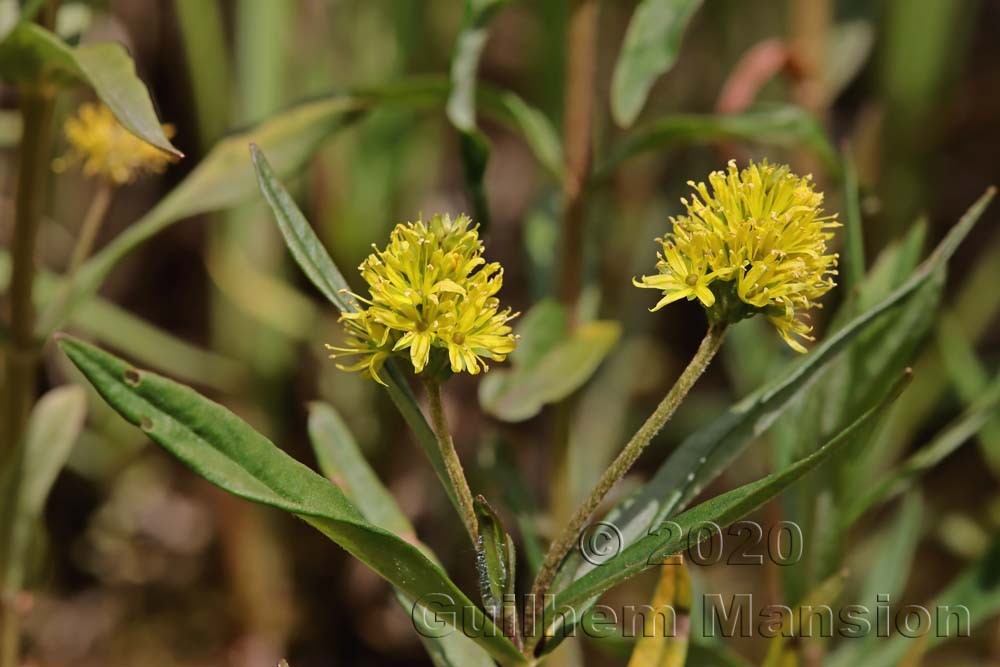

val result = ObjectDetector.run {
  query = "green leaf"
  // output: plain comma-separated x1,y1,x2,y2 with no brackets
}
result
847,373,1000,523
307,402,495,667
58,336,525,666
447,0,508,132
479,320,622,422
0,23,180,155
936,313,1000,473
474,495,516,620
610,0,703,128
841,153,866,289
831,532,1000,667
595,105,838,181
480,89,563,180
1,385,86,594
447,0,509,227
249,146,465,520
544,372,908,632
250,143,355,311
849,492,923,636
822,21,875,103
307,402,413,538
507,299,567,367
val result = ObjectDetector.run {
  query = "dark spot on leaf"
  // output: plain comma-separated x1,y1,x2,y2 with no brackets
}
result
139,417,154,432
124,368,141,386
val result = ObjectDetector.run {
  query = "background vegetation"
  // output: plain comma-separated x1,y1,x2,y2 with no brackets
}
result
1,0,999,666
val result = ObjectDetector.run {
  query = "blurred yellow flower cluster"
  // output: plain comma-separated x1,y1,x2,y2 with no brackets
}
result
328,214,518,383
635,160,839,351
54,103,177,185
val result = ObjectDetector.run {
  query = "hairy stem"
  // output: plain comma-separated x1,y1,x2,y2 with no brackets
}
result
424,380,479,544
525,324,727,652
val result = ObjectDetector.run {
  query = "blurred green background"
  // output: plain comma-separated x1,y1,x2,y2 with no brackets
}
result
2,0,1000,665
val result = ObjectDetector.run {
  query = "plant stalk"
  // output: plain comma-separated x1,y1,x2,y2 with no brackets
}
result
66,182,113,276
424,380,480,544
557,0,598,311
525,323,727,652
1,86,57,667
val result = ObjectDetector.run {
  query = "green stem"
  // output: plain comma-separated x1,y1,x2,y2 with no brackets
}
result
424,380,480,544
1,87,57,667
525,323,727,653
557,0,597,312
41,183,114,335
65,182,113,276
2,89,56,454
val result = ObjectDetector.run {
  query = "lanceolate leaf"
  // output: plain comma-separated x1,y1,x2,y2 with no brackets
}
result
250,147,463,517
0,22,179,155
447,0,510,228
307,403,413,538
847,373,1000,523
611,0,703,128
447,0,508,133
250,143,355,311
1,385,86,595
479,319,622,422
58,337,525,667
307,402,495,667
830,533,1000,667
595,106,838,181
544,372,908,630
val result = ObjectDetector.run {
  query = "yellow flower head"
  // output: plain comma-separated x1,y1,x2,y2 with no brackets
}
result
327,214,518,383
634,160,839,352
53,103,177,185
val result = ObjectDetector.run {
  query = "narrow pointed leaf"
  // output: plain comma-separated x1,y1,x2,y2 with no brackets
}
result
0,23,179,155
307,402,495,667
1,385,86,594
250,147,463,517
308,402,413,537
250,143,355,311
447,0,509,227
596,106,838,180
474,496,515,618
479,320,621,422
611,0,703,127
58,337,525,666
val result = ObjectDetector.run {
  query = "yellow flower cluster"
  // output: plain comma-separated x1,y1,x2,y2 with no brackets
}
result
54,103,177,185
635,160,838,352
328,214,518,383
